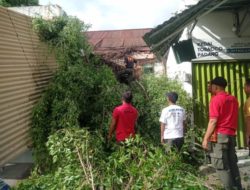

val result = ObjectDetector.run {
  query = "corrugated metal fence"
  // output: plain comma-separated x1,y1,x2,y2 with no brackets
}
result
0,7,57,167
192,60,250,148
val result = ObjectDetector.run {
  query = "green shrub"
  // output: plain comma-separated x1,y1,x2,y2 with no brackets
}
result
16,128,207,190
21,15,207,189
30,16,125,171
131,75,193,143
31,63,127,171
103,135,207,190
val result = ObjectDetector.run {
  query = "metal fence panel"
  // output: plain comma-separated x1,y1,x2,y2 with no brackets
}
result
192,60,250,148
0,7,57,166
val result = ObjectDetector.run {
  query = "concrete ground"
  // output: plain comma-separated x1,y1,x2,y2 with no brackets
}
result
0,150,33,187
200,149,250,190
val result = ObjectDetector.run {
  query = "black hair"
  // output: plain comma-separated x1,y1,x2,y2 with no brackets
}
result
211,76,227,88
122,91,133,103
166,92,178,103
124,56,129,64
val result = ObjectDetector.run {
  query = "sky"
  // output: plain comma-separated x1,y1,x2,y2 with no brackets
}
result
39,0,187,31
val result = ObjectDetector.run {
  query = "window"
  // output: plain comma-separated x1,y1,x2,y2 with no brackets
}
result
172,39,196,64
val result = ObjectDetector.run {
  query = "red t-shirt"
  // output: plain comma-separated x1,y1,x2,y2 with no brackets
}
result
209,91,239,136
113,103,138,142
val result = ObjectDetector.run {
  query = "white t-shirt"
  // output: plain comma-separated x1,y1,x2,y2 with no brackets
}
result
159,104,186,139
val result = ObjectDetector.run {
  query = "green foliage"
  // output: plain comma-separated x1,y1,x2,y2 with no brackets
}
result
132,75,193,143
32,16,91,68
0,0,38,7
23,15,207,189
30,16,125,171
182,126,206,165
0,0,8,6
31,63,126,171
103,136,206,190
16,129,207,190
130,75,205,165
17,128,106,190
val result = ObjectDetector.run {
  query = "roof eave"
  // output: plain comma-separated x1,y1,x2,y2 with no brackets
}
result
143,0,230,57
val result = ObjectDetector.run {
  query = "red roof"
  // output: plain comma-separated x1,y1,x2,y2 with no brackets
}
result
85,28,152,54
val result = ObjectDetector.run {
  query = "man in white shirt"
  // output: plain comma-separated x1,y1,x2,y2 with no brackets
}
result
159,92,186,151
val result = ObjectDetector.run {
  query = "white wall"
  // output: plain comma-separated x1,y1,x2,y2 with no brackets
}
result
193,11,250,39
8,5,65,19
192,11,250,60
165,9,250,95
153,62,165,75
166,46,192,95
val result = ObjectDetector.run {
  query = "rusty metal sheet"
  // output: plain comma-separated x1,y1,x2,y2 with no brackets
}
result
85,28,152,51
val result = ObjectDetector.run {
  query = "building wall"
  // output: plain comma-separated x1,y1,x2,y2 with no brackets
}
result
192,10,250,61
0,8,57,167
166,9,250,95
166,47,192,95
165,9,250,147
193,11,250,39
8,4,65,20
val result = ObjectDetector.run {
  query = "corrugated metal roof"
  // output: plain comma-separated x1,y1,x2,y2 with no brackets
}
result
143,0,250,57
85,28,152,55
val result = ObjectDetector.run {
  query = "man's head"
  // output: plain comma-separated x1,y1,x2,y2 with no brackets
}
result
166,92,178,104
244,78,250,95
125,55,135,63
211,76,227,93
122,91,133,103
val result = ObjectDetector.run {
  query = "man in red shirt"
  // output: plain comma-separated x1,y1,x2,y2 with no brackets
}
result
108,91,138,142
202,77,242,190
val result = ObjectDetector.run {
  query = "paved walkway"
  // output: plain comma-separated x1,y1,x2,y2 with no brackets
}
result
200,149,250,190
0,150,33,187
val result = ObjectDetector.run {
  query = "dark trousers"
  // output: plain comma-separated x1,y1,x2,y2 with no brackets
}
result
209,134,242,190
117,68,134,84
163,137,184,152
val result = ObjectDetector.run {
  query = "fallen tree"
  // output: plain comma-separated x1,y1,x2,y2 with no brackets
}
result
14,16,209,189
